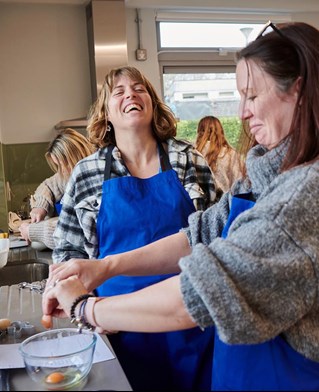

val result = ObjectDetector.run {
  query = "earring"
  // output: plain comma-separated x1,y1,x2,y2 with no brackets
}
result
107,123,112,132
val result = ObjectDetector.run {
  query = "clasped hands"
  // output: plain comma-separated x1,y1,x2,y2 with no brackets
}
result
41,258,118,334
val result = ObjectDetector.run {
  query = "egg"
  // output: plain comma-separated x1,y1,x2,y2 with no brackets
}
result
41,314,53,329
0,318,11,330
45,371,65,384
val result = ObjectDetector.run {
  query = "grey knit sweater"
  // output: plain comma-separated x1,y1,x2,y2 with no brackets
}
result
180,142,319,362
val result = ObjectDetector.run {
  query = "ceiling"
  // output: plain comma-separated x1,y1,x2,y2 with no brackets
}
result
1,0,319,13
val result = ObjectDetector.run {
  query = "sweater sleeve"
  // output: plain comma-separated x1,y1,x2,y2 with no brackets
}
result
181,191,230,246
30,173,66,216
28,217,58,250
179,207,316,345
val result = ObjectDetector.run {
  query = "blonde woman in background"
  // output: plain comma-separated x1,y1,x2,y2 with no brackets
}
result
19,128,94,249
195,115,243,195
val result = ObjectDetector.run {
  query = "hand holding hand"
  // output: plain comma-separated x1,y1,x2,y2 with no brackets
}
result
42,275,117,334
47,258,110,293
42,275,88,321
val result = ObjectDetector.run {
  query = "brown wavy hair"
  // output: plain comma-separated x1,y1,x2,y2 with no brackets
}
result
195,116,235,171
87,66,177,148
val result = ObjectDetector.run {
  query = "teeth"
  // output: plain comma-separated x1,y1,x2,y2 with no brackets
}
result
124,104,142,113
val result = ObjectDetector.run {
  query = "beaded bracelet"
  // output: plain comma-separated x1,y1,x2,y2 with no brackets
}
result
70,294,95,333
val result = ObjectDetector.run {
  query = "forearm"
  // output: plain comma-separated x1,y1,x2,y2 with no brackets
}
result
95,275,196,332
48,232,191,291
105,232,191,278
42,275,196,333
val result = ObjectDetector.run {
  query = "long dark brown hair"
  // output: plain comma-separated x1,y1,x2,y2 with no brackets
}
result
236,22,319,171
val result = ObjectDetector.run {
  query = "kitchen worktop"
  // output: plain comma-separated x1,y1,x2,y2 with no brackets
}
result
0,247,132,391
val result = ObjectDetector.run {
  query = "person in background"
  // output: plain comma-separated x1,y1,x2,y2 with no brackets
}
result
43,21,319,391
19,128,94,250
195,115,243,195
50,66,216,391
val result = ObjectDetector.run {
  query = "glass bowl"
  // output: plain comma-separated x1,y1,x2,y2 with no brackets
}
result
19,328,97,391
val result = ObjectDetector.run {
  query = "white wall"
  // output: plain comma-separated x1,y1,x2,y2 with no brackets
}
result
0,3,91,144
0,4,161,145
126,8,162,95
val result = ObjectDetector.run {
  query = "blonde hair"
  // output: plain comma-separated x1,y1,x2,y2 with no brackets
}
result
45,128,94,179
195,116,234,171
87,66,177,148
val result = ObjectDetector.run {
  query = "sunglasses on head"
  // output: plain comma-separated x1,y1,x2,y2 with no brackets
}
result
256,20,285,40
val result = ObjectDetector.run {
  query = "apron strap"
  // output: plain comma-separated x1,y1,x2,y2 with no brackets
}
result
104,142,172,180
157,141,172,172
104,145,115,181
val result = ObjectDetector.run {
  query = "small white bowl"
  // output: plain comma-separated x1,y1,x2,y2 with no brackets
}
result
31,241,48,251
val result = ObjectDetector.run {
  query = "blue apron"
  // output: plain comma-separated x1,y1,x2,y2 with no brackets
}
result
55,201,62,215
96,144,214,391
213,193,319,391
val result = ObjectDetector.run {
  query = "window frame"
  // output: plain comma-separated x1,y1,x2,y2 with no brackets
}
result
156,13,291,101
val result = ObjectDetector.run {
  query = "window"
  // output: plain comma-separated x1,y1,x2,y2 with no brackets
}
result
163,71,239,121
157,17,291,142
158,22,263,49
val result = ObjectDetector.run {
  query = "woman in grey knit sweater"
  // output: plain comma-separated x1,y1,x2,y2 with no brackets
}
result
43,22,319,391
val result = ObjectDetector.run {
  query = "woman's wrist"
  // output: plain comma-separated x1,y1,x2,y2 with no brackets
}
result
101,254,119,279
103,251,140,277
85,297,104,333
69,294,104,334
70,294,95,333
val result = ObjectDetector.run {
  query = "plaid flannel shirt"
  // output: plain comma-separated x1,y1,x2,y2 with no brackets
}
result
52,138,216,262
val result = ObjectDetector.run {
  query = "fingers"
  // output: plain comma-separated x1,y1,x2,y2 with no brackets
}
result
42,283,60,316
19,223,31,242
30,214,41,223
48,278,60,289
47,259,82,288
30,208,47,223
30,214,39,223
46,263,74,289
42,275,88,319
41,314,53,329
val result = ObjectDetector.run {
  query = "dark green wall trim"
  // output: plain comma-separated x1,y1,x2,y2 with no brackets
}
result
2,142,53,221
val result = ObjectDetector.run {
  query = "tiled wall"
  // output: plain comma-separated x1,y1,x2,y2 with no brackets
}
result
1,142,52,227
